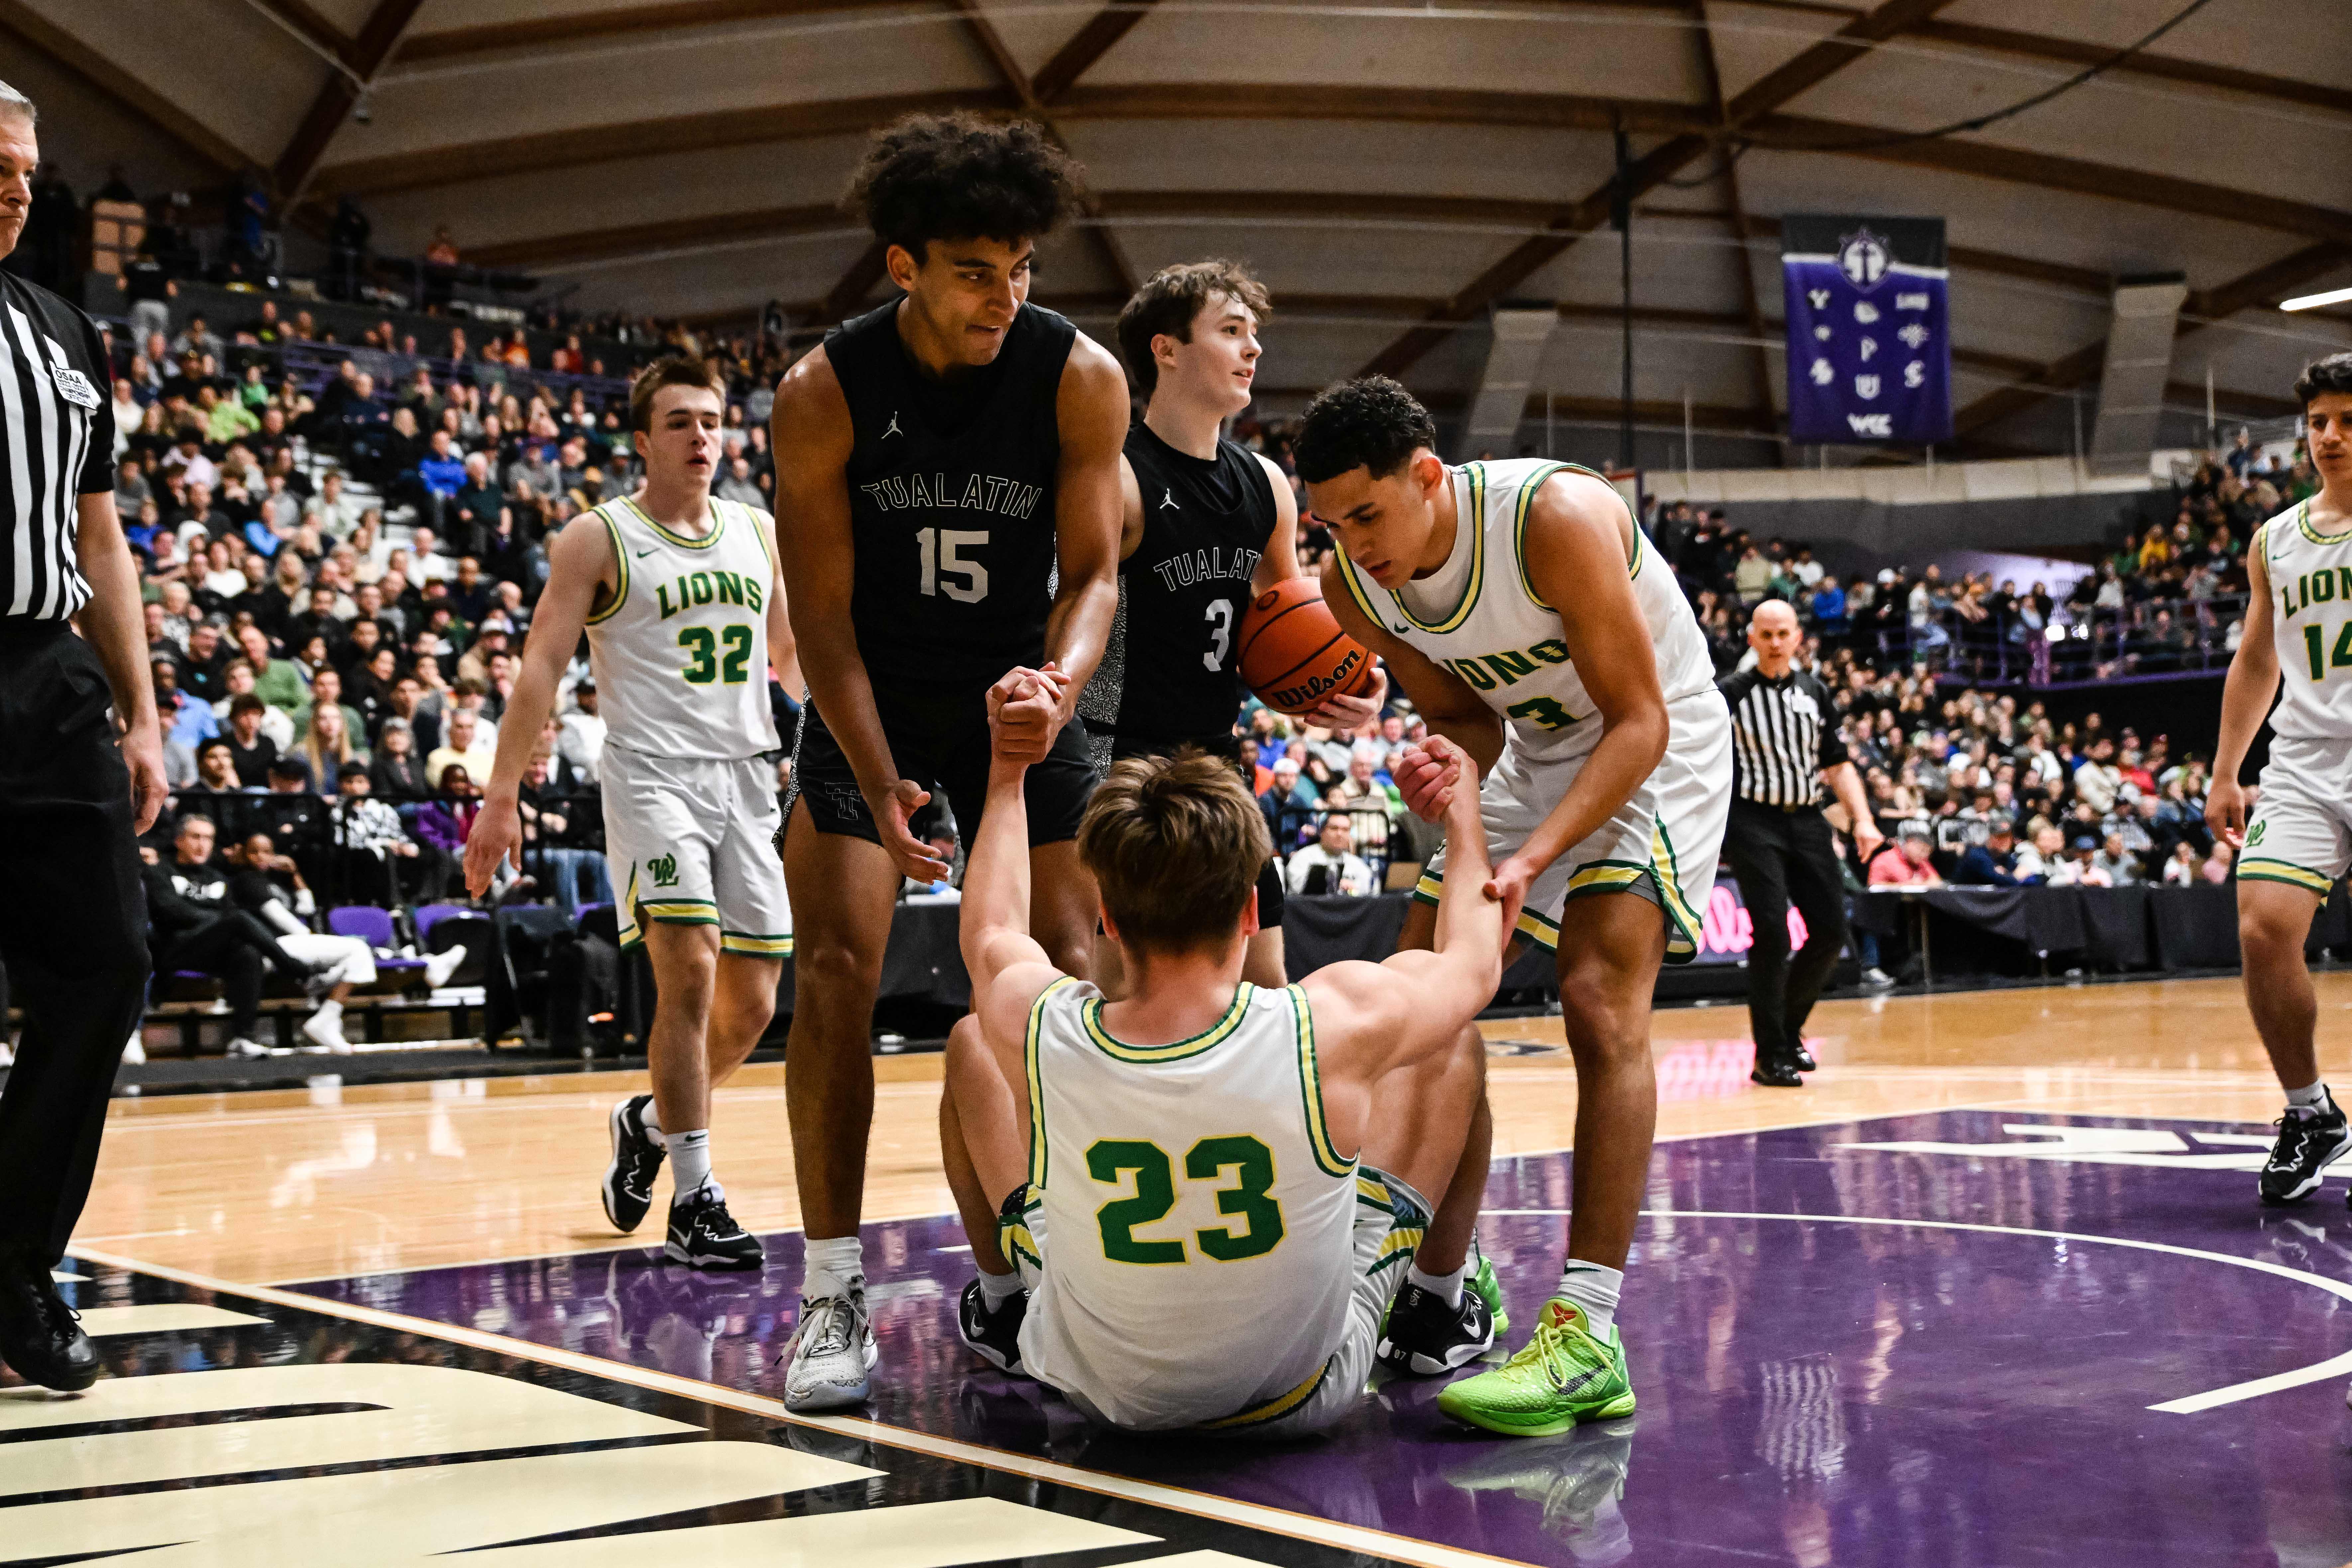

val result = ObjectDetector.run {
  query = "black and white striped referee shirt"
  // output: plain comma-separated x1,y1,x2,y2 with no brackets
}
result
0,269,113,621
1717,666,1849,808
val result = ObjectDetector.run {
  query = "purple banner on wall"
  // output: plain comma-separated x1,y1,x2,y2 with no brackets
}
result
1782,214,1952,445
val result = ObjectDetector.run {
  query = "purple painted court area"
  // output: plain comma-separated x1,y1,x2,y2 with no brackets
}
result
295,1110,2352,1567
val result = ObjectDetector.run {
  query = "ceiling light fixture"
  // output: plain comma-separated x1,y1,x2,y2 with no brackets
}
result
2279,285,2352,312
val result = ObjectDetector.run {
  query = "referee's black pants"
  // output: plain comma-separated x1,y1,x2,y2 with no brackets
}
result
1724,799,1849,1061
0,624,150,1267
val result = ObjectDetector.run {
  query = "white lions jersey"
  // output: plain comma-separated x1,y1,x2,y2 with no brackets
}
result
582,495,781,760
2262,499,2352,741
1018,977,1358,1431
1331,459,1715,766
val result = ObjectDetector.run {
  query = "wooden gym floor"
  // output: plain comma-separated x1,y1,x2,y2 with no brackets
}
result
70,972,2349,1290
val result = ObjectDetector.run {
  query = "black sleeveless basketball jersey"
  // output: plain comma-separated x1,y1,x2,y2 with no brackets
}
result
1098,423,1278,748
826,299,1077,715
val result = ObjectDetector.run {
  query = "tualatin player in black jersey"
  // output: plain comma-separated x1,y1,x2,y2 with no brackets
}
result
1078,261,1385,995
768,114,1127,1412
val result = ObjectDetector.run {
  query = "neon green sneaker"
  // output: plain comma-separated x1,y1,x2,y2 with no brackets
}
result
1436,1298,1635,1436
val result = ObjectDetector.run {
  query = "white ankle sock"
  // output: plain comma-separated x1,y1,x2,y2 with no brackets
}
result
804,1235,864,1302
1406,1256,1471,1309
311,999,342,1028
1556,1260,1623,1340
637,1095,663,1136
662,1128,713,1197
2287,1081,2330,1115
976,1268,1023,1309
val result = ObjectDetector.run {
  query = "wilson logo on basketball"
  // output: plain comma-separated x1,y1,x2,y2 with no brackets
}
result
1235,578,1378,716
1267,648,1369,713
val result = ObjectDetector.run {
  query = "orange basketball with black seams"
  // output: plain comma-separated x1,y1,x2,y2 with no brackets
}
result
1237,577,1378,716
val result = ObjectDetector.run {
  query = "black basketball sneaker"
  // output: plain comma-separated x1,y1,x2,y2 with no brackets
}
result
2260,1088,2352,1205
601,1094,665,1232
1379,1255,1508,1376
957,1278,1028,1374
665,1184,764,1270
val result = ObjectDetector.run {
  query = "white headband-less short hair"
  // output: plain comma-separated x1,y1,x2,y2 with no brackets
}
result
0,80,35,125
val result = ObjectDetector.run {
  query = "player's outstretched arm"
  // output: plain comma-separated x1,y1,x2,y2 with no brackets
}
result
1299,737,1504,1122
960,668,1071,1003
2209,532,2277,848
1499,472,1669,900
1320,554,1499,816
1007,335,1126,762
771,346,946,881
464,515,612,896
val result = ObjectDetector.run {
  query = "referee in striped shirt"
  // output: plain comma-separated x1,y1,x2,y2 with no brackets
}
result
0,82,165,1391
1718,600,1881,1088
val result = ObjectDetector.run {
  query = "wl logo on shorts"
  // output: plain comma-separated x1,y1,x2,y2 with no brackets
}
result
647,853,680,887
2247,822,2267,846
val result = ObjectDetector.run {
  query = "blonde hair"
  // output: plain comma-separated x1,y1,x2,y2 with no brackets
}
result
1078,750,1270,956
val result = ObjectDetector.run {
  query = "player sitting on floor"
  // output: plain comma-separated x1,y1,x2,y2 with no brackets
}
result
941,668,1505,1435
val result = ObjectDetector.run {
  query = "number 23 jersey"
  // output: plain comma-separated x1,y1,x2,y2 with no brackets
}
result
828,299,1076,717
583,495,780,760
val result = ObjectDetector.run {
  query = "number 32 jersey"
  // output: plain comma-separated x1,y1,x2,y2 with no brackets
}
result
827,299,1075,718
582,494,780,760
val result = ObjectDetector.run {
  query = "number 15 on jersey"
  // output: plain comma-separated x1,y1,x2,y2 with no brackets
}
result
918,528,990,604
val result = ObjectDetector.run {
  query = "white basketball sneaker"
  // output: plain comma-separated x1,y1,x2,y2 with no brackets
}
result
779,1284,876,1412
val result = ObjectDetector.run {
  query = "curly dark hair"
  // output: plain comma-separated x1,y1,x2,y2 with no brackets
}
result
1293,376,1437,483
845,113,1079,262
1116,260,1271,398
2296,352,2352,406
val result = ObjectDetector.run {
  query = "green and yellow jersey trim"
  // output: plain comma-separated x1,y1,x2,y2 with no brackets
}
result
639,897,719,928
1025,975,1078,1191
2239,857,2336,895
744,503,780,574
720,930,793,956
1332,542,1387,634
1511,461,1569,609
1197,1361,1332,1430
2294,500,2352,548
585,504,629,626
1288,983,1353,1178
1412,870,1562,949
1079,983,1255,1063
623,494,728,551
1387,462,1487,635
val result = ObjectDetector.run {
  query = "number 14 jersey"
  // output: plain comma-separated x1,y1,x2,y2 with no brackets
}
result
583,494,780,760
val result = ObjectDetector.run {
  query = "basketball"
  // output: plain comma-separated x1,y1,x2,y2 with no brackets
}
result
1236,577,1378,715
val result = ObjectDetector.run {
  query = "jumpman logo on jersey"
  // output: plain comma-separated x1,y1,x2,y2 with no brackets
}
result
882,412,904,440
1160,488,1179,510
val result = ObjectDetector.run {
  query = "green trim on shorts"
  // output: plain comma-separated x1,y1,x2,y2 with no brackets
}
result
2239,856,2336,895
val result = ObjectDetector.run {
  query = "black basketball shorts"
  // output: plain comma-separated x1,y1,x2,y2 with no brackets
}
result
785,698,1096,851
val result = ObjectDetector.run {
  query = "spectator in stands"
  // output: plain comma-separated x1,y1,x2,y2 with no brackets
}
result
141,815,327,1059
153,659,216,753
2094,831,2141,886
291,665,365,744
2201,840,2235,884
413,763,480,872
367,717,432,801
416,429,467,525
1286,812,1377,897
1258,755,1318,853
234,622,307,712
556,677,604,781
188,738,247,800
1950,820,2024,885
2162,840,2200,887
298,702,367,786
517,751,611,918
220,693,282,787
334,765,447,904
1868,824,1941,886
2047,834,2111,888
1329,750,1400,861
446,453,506,560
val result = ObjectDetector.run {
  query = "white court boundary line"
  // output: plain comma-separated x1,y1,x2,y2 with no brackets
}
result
65,1247,1531,1568
1486,1208,2352,1414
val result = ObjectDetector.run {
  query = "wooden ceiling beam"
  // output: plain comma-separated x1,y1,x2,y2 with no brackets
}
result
392,0,904,66
1904,18,2352,120
1031,0,1170,104
276,0,428,201
0,0,250,174
1355,0,1967,379
1751,114,2352,248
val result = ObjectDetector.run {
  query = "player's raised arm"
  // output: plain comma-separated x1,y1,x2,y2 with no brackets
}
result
2209,528,2278,848
1499,473,1669,893
959,668,1068,1004
1301,735,1503,1076
771,345,946,882
464,513,613,895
